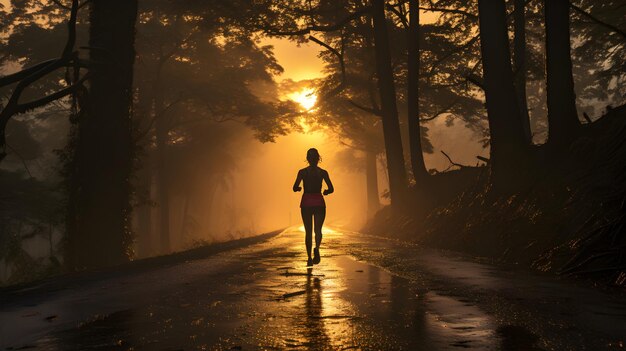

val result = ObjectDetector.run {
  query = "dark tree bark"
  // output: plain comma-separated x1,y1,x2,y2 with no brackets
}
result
477,0,528,186
544,0,579,150
67,0,138,269
370,0,408,207
366,149,380,218
513,0,532,144
407,0,429,182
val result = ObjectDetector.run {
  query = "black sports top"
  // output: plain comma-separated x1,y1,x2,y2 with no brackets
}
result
295,166,334,194
302,167,324,193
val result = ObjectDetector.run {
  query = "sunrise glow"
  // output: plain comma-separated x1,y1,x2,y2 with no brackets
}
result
289,88,318,111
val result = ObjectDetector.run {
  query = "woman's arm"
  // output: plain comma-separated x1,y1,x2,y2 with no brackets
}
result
293,170,303,192
322,170,334,195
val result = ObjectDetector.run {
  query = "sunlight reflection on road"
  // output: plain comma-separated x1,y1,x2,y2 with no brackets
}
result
8,226,621,350
248,226,499,350
296,224,341,236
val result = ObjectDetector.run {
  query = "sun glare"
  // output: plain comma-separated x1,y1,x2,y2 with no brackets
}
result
289,88,317,111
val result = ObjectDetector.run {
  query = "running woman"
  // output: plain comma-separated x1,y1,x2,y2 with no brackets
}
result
292,148,334,266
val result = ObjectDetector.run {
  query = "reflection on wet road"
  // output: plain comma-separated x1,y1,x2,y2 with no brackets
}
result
1,227,625,350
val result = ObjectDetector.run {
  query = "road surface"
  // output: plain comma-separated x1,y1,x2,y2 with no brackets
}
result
1,227,626,350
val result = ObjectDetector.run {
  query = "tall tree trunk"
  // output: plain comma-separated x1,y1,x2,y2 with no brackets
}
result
155,92,171,254
477,0,528,187
513,0,532,144
67,0,138,269
370,0,408,207
544,0,579,150
407,0,429,182
366,149,380,218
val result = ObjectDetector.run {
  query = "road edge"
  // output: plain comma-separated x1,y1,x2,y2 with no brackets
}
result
0,228,285,300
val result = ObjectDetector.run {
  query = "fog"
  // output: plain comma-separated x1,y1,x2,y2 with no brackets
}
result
227,130,368,232
157,100,490,252
6,0,618,283
0,16,492,278
3,5,626,350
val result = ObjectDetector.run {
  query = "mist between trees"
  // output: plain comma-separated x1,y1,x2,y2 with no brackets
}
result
0,0,624,285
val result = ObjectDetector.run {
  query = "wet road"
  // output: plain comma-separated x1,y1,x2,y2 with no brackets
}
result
2,227,626,350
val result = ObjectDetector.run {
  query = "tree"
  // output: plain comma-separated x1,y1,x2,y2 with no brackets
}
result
371,0,409,207
569,1,625,116
544,0,580,150
477,0,528,186
407,0,429,182
66,0,139,269
309,9,386,218
0,0,140,269
131,1,298,253
513,0,532,144
0,0,86,163
253,0,414,207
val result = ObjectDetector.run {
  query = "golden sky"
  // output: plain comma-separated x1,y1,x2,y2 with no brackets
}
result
265,9,439,82
263,37,326,82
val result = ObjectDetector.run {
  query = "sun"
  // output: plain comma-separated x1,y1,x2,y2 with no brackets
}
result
289,88,318,112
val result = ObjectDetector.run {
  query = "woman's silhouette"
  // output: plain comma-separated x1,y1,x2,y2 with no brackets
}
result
293,148,334,266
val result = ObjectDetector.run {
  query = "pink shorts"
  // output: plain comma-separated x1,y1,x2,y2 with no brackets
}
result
300,193,325,208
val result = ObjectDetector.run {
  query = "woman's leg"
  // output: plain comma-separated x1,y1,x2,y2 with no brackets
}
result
301,207,313,259
313,206,326,249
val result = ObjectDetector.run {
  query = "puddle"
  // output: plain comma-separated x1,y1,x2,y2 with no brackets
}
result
208,229,512,350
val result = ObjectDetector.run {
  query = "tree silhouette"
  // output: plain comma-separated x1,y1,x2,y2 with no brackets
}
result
544,0,580,151
66,0,139,269
477,0,529,188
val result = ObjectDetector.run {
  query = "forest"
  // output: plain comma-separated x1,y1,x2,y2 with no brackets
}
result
0,0,624,289
2,0,626,349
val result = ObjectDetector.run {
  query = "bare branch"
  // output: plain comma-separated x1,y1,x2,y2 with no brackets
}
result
16,74,89,114
62,0,79,58
14,57,74,104
419,6,477,20
345,99,383,116
441,150,470,169
0,0,82,157
0,60,58,88
466,73,485,90
264,7,370,36
476,155,490,164
386,4,409,29
420,99,458,122
309,35,347,97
